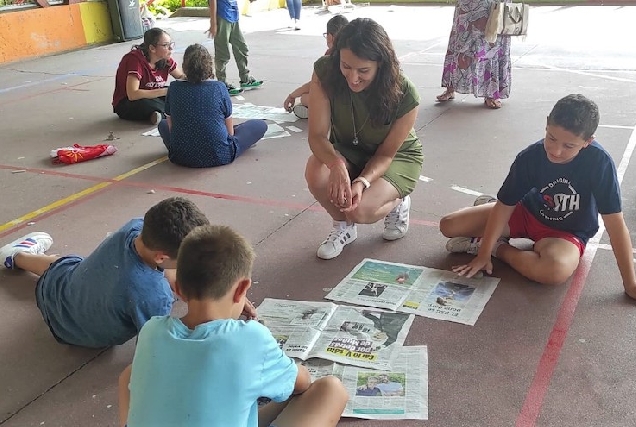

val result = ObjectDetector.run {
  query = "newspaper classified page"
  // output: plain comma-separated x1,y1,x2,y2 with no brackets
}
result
325,258,499,326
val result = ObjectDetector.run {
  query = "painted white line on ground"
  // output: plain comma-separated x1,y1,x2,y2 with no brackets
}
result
419,175,433,182
527,64,636,83
597,244,636,254
598,124,635,130
398,42,442,62
450,185,482,197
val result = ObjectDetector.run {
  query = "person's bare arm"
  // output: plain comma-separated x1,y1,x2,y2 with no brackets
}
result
207,0,217,38
307,72,352,206
603,212,636,300
225,117,234,136
118,364,132,427
307,72,338,166
356,107,418,184
284,81,311,111
125,75,167,100
170,66,186,80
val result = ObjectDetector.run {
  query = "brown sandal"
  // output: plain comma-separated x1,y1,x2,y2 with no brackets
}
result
436,90,455,102
484,98,502,109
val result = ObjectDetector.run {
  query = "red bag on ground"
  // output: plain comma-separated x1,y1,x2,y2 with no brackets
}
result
50,144,117,164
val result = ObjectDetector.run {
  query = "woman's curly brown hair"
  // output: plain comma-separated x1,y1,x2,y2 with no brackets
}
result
324,18,403,127
183,44,215,84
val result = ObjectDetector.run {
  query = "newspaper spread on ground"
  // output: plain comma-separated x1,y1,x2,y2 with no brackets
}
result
257,298,415,370
325,258,500,326
302,346,428,420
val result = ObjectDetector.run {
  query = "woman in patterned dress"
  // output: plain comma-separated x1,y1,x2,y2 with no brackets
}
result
437,0,511,109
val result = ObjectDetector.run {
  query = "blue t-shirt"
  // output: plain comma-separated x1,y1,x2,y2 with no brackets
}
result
165,80,237,168
497,140,622,243
35,219,173,348
126,316,298,427
213,0,239,23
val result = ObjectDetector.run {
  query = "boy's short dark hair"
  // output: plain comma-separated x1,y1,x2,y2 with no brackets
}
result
176,225,255,300
141,197,209,258
547,94,599,140
327,14,349,36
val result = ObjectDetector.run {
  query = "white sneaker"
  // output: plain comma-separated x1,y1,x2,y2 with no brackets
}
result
445,237,481,255
293,104,308,119
382,195,410,241
317,221,357,260
473,194,497,206
150,111,162,125
446,236,509,257
1,232,53,269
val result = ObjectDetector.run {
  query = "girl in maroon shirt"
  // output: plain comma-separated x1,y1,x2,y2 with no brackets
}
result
112,28,185,124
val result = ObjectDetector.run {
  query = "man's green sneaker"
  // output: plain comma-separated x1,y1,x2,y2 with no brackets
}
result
240,77,263,89
226,83,244,96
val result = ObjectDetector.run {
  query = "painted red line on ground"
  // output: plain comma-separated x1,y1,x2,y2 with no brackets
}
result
0,163,440,228
0,186,112,240
3,78,109,105
515,247,595,427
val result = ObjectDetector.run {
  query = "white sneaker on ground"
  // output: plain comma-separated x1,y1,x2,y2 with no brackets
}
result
382,195,411,241
317,221,357,260
150,111,162,125
473,194,497,206
446,236,509,257
1,232,53,269
445,237,482,255
293,104,308,119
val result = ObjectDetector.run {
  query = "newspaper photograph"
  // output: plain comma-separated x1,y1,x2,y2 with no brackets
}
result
325,258,499,326
303,346,428,420
258,298,415,370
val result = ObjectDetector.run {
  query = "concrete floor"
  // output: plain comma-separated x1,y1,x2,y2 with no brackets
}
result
1,4,636,427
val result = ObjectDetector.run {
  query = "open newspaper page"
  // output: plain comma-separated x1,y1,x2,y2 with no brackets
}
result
258,299,415,369
399,268,499,326
301,359,336,382
308,306,415,370
257,299,338,360
325,258,499,326
325,259,427,311
303,346,428,420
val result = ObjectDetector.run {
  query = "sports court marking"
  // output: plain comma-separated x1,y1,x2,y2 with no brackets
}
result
0,160,438,238
0,157,167,235
516,123,636,426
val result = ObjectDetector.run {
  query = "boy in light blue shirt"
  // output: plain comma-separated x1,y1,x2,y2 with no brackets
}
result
118,225,348,427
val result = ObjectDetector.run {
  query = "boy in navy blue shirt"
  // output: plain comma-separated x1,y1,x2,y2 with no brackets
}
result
440,94,636,300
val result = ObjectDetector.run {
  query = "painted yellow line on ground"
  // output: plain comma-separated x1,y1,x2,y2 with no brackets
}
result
0,156,167,233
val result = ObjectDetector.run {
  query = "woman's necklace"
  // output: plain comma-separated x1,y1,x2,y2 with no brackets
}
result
350,91,369,146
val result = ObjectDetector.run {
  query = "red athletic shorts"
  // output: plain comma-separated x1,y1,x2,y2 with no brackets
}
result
508,203,586,257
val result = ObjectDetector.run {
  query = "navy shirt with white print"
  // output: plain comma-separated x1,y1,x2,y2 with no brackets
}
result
497,140,621,244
